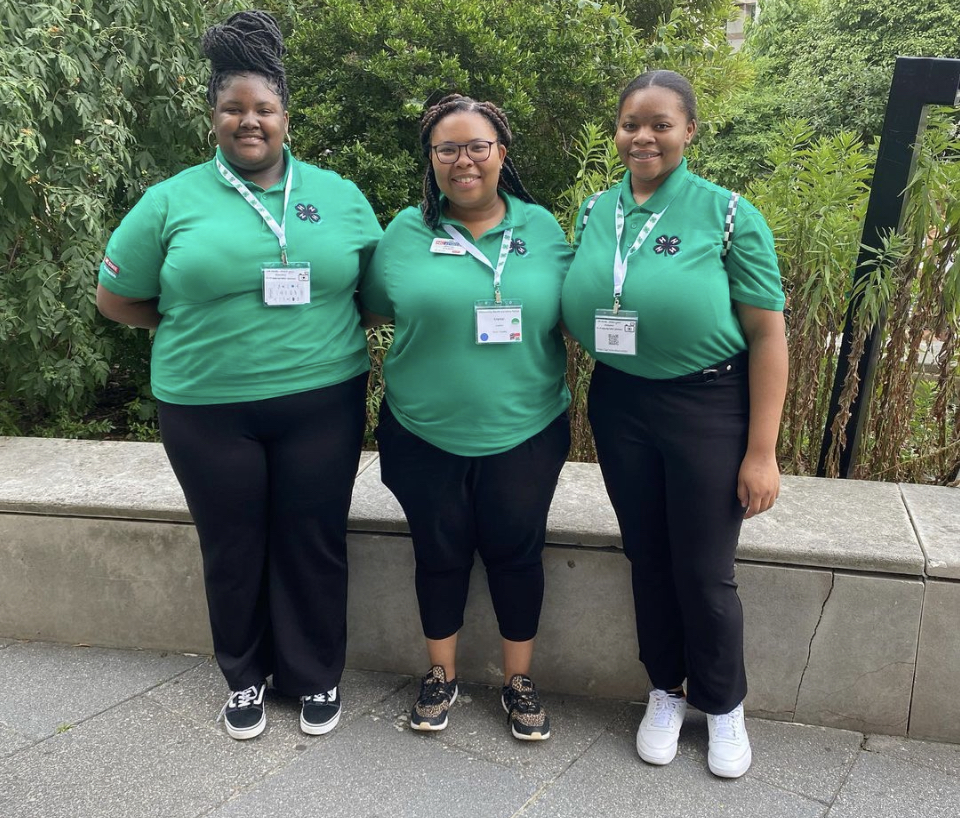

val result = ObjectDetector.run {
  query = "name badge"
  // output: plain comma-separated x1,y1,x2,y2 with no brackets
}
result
595,309,638,355
263,262,311,306
475,300,523,344
430,238,467,255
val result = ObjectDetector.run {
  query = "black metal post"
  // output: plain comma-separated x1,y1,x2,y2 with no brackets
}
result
817,57,960,478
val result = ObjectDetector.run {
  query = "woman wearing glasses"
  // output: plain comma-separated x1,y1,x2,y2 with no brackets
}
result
361,95,571,741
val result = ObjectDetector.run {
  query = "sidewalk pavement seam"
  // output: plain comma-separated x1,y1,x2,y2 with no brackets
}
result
508,705,630,818
818,733,870,815
185,673,422,817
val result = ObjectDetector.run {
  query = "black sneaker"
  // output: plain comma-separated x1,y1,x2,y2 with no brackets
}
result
410,665,458,731
221,682,266,740
501,674,550,741
300,687,342,735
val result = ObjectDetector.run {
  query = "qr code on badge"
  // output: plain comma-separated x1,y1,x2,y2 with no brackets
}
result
607,334,620,346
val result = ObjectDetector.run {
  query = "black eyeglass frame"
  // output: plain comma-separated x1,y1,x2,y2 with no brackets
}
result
430,139,499,164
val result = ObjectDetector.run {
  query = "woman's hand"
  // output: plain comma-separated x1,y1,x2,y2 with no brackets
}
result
738,449,780,518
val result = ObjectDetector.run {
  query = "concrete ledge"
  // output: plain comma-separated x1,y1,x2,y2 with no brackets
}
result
1,437,957,743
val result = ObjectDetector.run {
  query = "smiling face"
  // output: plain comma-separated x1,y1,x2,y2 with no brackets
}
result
429,110,507,221
615,85,697,201
211,73,289,188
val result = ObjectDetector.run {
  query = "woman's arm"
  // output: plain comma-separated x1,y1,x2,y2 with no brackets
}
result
735,302,788,518
96,284,162,330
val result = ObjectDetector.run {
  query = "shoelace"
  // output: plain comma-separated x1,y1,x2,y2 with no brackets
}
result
231,684,261,709
218,684,262,721
711,708,742,740
418,677,452,707
650,694,684,728
302,688,337,705
507,685,541,715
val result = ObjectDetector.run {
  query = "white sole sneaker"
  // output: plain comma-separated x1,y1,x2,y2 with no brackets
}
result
225,712,266,740
708,743,752,778
410,686,458,731
636,689,687,765
707,704,752,778
300,709,340,736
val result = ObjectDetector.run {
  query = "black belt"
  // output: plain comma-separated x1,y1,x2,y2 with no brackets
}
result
665,352,748,384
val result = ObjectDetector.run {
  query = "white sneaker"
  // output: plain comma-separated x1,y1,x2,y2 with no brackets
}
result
636,689,687,765
707,703,752,778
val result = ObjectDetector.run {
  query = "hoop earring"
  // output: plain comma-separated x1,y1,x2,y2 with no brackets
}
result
284,129,292,149
207,129,216,149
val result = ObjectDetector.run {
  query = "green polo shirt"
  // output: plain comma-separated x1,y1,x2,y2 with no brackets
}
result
561,159,784,379
99,149,382,404
360,193,572,456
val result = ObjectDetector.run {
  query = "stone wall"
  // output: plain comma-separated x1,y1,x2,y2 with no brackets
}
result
1,437,957,743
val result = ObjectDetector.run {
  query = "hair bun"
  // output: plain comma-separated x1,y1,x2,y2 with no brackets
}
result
202,10,285,75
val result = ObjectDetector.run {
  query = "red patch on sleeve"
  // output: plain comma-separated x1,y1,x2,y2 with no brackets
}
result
103,255,120,277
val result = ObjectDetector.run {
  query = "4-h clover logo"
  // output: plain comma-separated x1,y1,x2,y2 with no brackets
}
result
653,235,681,255
509,238,527,255
295,203,321,223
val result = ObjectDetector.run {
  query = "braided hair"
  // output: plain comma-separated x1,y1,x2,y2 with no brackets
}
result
419,94,536,229
202,10,289,109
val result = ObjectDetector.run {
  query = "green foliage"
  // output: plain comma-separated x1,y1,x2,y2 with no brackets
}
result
746,0,960,138
742,113,960,483
643,0,751,133
620,0,733,40
851,112,960,483
744,121,876,474
0,0,240,418
279,0,640,220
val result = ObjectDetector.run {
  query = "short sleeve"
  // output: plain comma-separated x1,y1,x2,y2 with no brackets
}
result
571,192,605,250
98,189,166,299
724,201,785,311
344,180,383,276
358,216,398,319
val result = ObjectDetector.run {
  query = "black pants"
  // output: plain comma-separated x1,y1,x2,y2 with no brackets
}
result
376,404,570,642
157,373,367,696
588,361,749,714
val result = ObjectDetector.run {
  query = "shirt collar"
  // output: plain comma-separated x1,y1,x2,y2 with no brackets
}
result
618,157,690,214
211,146,300,192
437,191,528,233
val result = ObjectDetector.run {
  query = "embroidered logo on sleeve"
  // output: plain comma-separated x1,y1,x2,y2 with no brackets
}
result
103,255,120,277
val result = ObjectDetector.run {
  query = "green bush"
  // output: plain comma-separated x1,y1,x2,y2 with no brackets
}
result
0,0,241,423
281,0,641,220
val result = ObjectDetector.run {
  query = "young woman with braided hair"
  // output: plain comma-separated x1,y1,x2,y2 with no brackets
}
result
97,10,382,741
361,95,572,740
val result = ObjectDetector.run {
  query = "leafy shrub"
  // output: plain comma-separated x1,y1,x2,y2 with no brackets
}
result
280,0,640,220
0,0,240,419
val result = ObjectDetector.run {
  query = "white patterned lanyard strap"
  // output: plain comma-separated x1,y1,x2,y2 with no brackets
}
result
215,155,294,264
443,225,514,304
613,193,667,313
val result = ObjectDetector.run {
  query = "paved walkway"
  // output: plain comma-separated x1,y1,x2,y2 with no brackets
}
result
1,640,959,818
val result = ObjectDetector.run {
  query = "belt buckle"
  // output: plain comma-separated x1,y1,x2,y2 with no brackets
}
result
702,368,720,383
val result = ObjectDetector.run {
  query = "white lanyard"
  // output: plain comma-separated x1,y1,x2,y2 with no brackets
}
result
613,193,667,312
216,154,294,263
444,225,513,304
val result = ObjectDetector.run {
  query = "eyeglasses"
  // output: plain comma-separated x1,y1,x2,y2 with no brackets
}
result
431,140,498,164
